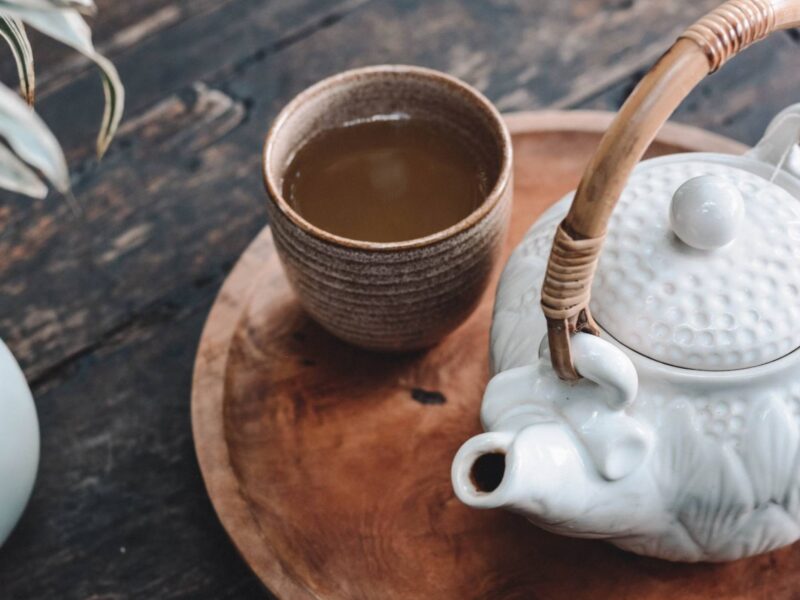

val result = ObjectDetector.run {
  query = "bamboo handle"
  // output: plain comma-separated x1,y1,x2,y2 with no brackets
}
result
542,0,800,380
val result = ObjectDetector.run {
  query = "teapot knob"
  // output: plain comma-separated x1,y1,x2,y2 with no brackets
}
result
669,174,744,250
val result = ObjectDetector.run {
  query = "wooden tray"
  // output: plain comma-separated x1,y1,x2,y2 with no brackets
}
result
190,111,794,600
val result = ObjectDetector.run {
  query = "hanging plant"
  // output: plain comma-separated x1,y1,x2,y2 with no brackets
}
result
0,0,124,198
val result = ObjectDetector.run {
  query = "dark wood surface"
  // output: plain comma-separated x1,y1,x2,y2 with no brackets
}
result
0,1,797,598
192,114,754,600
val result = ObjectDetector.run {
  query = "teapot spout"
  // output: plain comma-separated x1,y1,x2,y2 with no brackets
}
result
451,431,514,509
451,424,591,520
452,421,663,539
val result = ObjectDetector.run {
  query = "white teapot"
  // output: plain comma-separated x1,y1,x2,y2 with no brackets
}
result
452,0,800,562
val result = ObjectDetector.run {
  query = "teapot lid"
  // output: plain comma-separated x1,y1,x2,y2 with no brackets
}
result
591,156,800,370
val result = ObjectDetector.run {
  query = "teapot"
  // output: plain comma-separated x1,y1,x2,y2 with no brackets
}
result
452,0,800,562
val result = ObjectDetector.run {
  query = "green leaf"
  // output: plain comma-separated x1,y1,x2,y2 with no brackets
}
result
0,16,34,104
0,80,69,192
6,6,124,157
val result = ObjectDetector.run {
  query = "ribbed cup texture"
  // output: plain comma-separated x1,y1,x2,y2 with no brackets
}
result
267,185,510,351
263,66,512,351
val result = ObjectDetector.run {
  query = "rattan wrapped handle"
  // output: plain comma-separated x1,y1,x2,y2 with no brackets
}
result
542,0,800,380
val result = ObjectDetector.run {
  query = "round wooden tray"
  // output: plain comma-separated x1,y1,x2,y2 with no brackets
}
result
190,111,796,599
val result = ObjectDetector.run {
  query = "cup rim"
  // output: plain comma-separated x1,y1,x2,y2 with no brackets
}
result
262,64,512,251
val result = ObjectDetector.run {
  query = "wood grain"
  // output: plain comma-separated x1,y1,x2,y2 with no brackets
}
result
581,29,800,141
0,0,798,597
193,112,761,599
2,0,789,385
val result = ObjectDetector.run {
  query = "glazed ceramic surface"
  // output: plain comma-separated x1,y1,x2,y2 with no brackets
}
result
0,338,39,546
452,104,800,562
263,65,512,352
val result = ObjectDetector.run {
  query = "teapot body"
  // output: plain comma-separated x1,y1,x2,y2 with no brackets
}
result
452,0,800,559
452,147,800,562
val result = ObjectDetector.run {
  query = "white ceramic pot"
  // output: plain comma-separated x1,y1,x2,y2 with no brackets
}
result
0,338,39,546
451,0,800,563
451,97,800,560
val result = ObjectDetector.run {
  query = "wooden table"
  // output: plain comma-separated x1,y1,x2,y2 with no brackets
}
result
0,1,797,598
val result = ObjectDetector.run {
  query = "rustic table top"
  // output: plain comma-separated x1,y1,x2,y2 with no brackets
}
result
0,1,797,598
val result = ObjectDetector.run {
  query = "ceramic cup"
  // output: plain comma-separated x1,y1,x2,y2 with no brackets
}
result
262,65,512,351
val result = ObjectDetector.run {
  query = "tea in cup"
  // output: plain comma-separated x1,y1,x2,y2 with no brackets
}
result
262,65,512,351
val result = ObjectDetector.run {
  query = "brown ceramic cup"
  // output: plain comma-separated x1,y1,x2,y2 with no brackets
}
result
262,65,512,352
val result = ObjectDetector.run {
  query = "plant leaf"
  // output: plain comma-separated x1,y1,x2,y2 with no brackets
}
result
9,7,93,52
0,142,47,197
0,0,95,16
0,16,34,104
85,50,122,157
0,80,69,192
6,6,124,157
